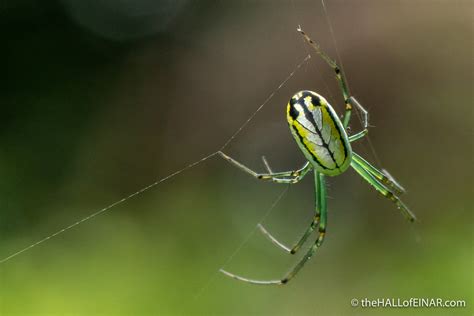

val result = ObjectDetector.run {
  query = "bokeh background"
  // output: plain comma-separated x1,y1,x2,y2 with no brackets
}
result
1,1,472,315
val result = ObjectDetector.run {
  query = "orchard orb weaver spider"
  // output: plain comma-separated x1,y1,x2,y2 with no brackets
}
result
218,27,416,285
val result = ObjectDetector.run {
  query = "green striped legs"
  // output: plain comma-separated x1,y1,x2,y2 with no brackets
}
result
281,172,327,284
350,153,416,222
220,171,327,285
218,151,312,184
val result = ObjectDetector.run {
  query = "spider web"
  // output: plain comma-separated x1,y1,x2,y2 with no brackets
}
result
320,0,383,167
0,54,311,265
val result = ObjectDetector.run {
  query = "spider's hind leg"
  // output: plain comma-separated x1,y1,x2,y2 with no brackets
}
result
257,224,291,253
351,157,416,222
352,152,406,195
258,214,320,255
220,173,328,285
280,172,328,283
259,166,322,255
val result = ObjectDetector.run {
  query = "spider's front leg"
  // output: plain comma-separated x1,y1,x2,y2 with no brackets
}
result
218,151,311,184
346,97,369,142
297,26,369,138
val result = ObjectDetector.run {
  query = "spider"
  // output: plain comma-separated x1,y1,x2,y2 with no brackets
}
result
218,26,416,285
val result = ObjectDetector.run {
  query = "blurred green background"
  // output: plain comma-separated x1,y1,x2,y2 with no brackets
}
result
1,1,472,315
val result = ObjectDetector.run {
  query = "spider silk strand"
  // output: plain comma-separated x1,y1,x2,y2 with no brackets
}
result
0,55,311,265
193,185,290,300
321,0,383,167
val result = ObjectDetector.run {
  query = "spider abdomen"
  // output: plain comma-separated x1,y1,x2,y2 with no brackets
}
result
287,90,352,176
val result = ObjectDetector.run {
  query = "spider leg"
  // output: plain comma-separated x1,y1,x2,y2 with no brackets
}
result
218,151,312,184
256,224,291,253
255,156,320,253
219,269,283,285
261,156,273,173
257,214,319,254
297,26,353,128
346,97,369,141
381,169,406,194
258,170,322,254
280,172,327,283
298,26,371,137
351,158,416,222
220,172,327,285
352,152,405,194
